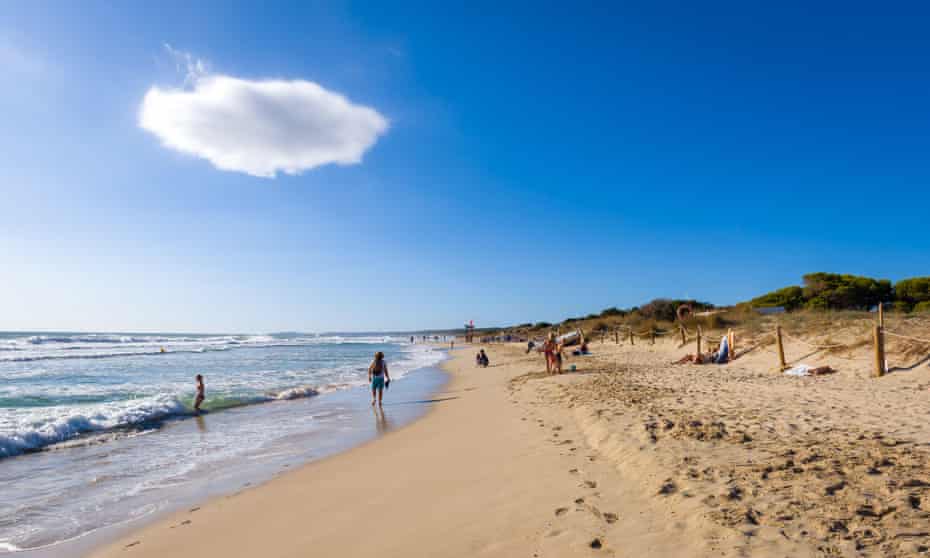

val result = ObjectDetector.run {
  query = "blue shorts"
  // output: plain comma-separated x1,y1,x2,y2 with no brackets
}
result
371,375,385,390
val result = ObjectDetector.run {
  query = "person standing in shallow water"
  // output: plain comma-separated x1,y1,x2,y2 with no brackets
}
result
194,374,205,413
369,352,390,407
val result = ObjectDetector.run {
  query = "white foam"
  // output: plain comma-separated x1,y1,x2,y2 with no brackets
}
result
0,336,446,459
272,386,320,400
0,540,22,552
0,394,187,458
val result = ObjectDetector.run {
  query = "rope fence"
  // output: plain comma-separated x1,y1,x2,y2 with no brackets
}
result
883,331,930,345
593,303,927,378
757,304,927,376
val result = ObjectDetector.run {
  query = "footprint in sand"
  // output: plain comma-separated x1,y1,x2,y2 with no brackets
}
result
555,507,569,517
658,480,677,495
583,480,597,489
124,541,141,549
603,512,618,524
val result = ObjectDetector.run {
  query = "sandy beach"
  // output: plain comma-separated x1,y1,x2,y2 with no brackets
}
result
88,328,930,558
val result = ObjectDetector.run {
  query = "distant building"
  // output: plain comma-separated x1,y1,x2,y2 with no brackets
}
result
754,306,786,315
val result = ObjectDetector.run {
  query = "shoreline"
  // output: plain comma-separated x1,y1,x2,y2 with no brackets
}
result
84,344,691,558
80,335,930,557
12,358,448,558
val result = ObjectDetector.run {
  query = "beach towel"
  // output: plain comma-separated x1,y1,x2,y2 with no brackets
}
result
784,364,812,377
714,335,729,364
784,364,836,377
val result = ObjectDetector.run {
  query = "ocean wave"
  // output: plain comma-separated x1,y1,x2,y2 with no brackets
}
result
0,394,188,459
0,384,329,459
271,385,320,400
0,334,411,363
0,346,228,363
0,341,445,460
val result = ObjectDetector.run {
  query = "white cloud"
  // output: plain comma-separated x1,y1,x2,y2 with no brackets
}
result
139,49,389,178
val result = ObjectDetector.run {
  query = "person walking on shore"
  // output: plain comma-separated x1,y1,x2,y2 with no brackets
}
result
369,351,391,407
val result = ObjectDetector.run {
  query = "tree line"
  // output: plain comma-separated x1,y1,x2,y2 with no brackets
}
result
749,273,930,313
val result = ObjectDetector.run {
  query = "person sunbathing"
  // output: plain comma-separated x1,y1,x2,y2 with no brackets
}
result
673,352,713,364
673,343,720,365
572,341,590,356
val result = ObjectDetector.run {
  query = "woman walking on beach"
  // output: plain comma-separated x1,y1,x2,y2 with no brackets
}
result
543,332,556,374
369,351,391,407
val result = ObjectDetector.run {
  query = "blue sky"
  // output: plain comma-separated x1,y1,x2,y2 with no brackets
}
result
2,2,928,332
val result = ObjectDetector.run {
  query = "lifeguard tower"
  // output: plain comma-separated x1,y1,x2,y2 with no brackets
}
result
464,320,475,343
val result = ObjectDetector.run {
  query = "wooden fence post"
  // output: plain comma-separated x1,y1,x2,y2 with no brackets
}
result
629,329,634,345
873,325,886,377
679,325,686,346
614,328,619,344
651,328,656,345
775,325,787,370
878,303,885,329
696,326,702,356
728,329,736,358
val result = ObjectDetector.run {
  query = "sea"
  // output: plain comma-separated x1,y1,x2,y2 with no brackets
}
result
0,331,447,554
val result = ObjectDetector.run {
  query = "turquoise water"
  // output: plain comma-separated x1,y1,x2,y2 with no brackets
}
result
0,332,446,553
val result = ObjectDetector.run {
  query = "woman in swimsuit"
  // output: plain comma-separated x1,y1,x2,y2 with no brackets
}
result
543,332,556,374
369,352,391,407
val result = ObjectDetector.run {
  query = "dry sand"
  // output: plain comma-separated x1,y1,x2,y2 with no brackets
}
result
89,324,930,558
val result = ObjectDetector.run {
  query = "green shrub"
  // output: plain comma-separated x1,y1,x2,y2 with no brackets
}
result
638,298,714,322
913,301,930,313
750,286,804,310
893,301,912,313
896,277,930,306
805,297,829,310
533,321,552,329
802,272,892,310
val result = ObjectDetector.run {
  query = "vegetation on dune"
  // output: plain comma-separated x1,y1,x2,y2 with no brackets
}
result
914,301,930,313
802,273,892,311
895,277,930,312
750,272,927,312
493,272,930,338
749,286,804,310
637,298,714,322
